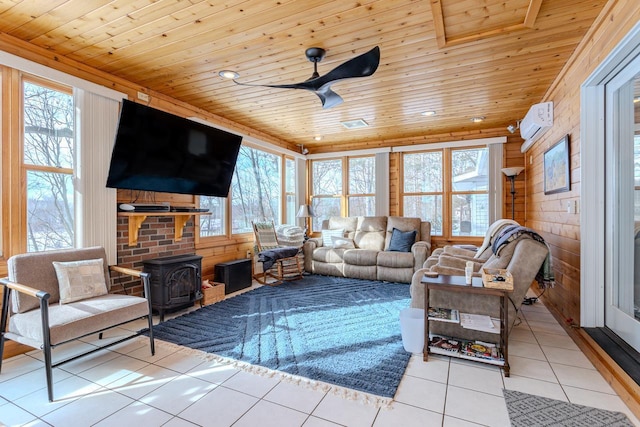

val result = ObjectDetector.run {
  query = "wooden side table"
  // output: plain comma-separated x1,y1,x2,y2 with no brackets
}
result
422,274,512,376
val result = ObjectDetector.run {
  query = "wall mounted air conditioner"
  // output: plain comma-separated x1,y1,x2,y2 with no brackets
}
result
520,102,553,153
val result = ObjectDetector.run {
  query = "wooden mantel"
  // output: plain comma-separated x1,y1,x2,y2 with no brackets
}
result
117,212,211,247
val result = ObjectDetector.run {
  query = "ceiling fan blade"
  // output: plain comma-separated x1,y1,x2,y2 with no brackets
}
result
231,46,380,108
315,87,343,109
303,46,380,91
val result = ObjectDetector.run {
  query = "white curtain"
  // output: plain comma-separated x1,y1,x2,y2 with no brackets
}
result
375,152,390,216
74,89,121,264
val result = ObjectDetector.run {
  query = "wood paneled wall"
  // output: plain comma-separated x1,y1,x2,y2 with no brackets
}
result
522,3,640,414
524,1,640,325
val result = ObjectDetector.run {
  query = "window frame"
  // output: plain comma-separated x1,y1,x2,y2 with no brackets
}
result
400,145,490,242
309,154,377,231
21,74,76,253
197,144,294,241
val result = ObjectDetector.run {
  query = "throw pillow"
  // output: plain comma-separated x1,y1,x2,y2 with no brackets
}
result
321,228,344,247
332,236,356,249
53,258,108,304
388,228,417,252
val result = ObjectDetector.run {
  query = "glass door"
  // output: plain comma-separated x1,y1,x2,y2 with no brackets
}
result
605,54,640,351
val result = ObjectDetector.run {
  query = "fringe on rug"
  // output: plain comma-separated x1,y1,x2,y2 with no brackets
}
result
138,337,395,409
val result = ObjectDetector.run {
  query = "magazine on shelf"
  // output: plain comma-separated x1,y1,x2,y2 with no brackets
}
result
429,335,461,352
428,307,460,323
459,313,500,333
460,340,503,361
427,335,504,365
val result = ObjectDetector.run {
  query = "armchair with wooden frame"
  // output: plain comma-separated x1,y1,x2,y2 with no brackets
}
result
0,246,154,402
252,221,303,285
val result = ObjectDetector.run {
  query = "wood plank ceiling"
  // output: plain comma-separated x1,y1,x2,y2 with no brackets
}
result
0,0,607,152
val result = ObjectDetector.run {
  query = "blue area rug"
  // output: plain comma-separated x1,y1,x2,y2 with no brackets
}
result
149,275,412,399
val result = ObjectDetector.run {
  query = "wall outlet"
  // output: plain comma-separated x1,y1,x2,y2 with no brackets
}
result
137,91,150,102
246,249,251,258
567,200,577,214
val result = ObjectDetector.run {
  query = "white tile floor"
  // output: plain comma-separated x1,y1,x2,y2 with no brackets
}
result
1,289,639,427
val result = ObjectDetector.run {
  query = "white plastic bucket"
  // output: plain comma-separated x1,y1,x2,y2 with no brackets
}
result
399,308,425,354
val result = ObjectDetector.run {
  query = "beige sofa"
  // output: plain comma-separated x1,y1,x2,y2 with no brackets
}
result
303,216,432,283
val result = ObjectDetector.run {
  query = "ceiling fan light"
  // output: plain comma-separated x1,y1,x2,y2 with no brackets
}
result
219,70,240,79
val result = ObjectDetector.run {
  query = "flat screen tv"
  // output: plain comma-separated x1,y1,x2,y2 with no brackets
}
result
106,99,242,197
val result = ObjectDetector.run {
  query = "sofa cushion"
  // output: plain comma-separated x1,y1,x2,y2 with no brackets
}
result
354,216,387,251
312,247,346,263
343,249,379,266
387,228,417,252
332,237,355,249
53,258,109,304
321,228,344,247
328,217,358,239
9,247,111,314
8,294,149,346
386,216,422,245
377,251,415,268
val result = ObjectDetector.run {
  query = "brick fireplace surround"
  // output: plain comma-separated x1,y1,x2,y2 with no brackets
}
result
111,216,196,297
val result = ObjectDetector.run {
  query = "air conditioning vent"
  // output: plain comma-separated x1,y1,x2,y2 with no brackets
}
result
341,119,369,129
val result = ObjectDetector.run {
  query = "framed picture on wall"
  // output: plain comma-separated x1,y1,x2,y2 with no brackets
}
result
544,135,570,195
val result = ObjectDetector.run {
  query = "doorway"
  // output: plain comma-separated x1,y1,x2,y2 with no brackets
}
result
581,21,640,366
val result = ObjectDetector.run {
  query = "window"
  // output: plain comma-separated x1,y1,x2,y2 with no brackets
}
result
403,151,443,235
310,155,376,229
199,196,225,237
199,145,284,237
402,147,489,238
311,159,342,230
347,156,376,216
450,148,489,236
22,78,75,252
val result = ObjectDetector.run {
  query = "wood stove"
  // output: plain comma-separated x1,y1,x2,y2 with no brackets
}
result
143,254,202,322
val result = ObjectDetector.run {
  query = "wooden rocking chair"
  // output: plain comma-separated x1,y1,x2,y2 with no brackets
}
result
252,221,303,285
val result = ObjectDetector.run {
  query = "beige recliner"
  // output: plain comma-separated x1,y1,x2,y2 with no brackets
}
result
424,219,519,270
410,232,549,343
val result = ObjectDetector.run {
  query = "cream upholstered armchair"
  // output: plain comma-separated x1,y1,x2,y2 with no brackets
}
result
411,231,549,343
0,247,154,402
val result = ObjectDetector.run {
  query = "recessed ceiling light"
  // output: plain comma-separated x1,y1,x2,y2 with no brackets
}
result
421,111,436,116
341,119,369,129
314,135,322,141
470,116,486,123
218,70,240,79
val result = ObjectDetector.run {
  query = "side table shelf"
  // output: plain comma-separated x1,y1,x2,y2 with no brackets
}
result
422,274,511,376
118,212,211,247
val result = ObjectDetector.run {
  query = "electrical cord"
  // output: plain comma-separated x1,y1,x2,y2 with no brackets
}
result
522,287,547,305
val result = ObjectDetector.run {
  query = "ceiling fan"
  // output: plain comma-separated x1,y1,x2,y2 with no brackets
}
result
228,46,380,109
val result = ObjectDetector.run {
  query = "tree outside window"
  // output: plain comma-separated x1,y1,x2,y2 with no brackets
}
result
310,156,376,229
403,151,443,235
402,147,489,238
348,156,375,216
200,145,283,237
311,159,342,230
23,79,75,252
